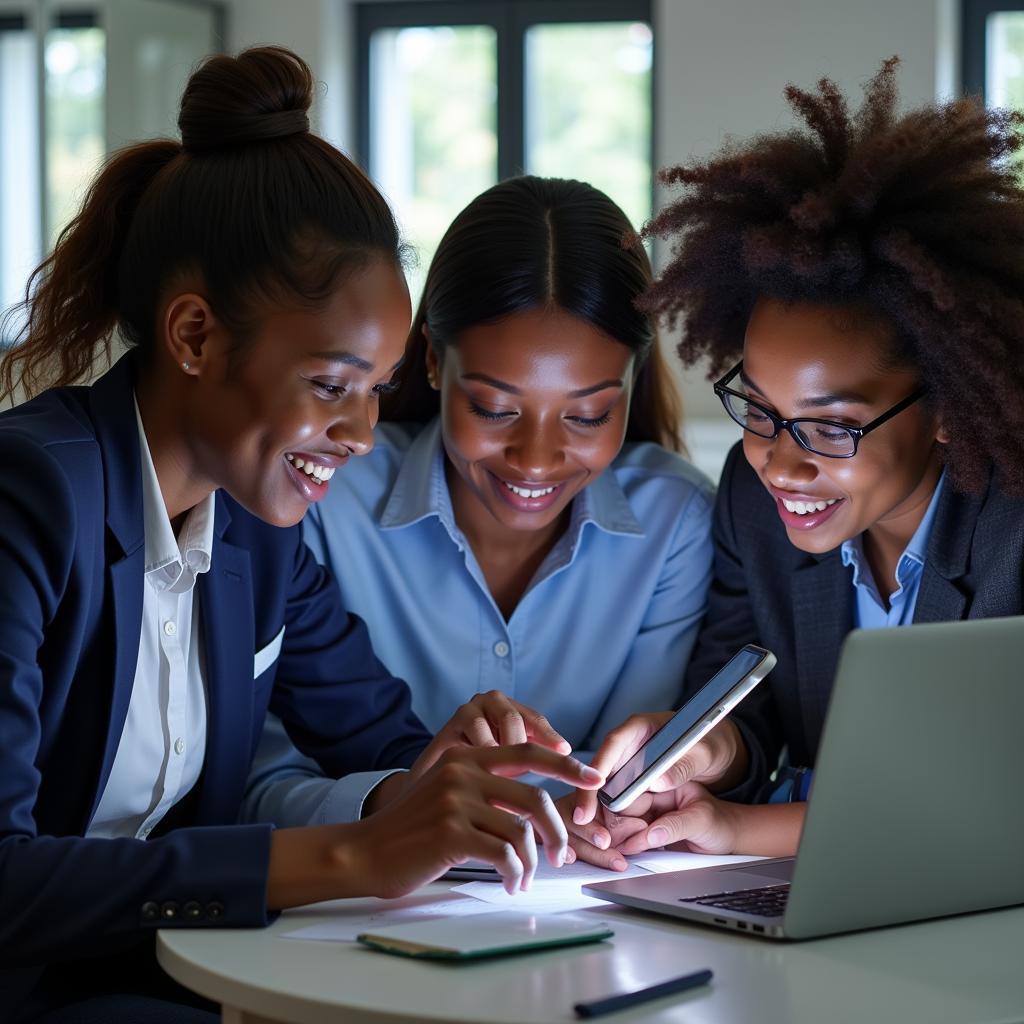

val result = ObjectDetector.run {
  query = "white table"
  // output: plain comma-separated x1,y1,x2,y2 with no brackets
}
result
157,886,1024,1024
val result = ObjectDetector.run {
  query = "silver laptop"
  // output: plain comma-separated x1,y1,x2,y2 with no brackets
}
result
584,616,1024,940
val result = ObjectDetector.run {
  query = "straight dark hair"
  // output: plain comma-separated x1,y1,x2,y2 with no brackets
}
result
1,46,403,400
383,176,683,451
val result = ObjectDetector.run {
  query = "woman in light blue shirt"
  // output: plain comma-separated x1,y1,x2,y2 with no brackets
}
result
242,176,715,827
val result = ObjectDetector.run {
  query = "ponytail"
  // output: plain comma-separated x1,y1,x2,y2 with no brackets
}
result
1,141,180,400
1,45,401,402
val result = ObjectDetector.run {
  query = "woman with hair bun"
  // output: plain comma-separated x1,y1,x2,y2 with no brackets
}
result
572,59,1024,864
0,49,600,1023
240,176,714,854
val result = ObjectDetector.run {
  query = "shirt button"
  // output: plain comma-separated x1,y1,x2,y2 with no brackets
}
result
139,826,152,839
163,620,177,637
174,737,185,756
493,641,510,658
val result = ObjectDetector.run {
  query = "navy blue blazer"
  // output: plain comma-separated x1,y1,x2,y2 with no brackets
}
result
0,354,431,1010
684,443,1024,801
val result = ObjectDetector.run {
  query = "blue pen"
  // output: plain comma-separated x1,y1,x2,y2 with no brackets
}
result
573,968,713,1018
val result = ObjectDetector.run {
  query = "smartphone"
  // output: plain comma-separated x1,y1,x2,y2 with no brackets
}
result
598,645,776,813
442,861,502,882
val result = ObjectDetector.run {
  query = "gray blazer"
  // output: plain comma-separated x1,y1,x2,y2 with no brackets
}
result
684,443,1024,801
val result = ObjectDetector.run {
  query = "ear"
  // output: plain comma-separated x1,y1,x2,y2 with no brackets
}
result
423,325,441,390
162,293,220,376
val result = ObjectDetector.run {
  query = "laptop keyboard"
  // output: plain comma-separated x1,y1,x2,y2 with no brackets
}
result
682,883,790,918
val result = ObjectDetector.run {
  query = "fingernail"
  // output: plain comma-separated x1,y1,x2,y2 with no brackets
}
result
612,858,628,871
595,832,610,850
580,765,603,783
565,847,577,864
572,807,586,825
648,827,669,846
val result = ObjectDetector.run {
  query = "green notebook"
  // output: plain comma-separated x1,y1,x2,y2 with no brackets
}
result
357,911,613,960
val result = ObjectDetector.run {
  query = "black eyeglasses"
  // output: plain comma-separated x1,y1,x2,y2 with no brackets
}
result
713,361,927,459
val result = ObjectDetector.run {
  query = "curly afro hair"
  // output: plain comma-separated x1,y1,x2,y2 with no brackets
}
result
640,57,1024,494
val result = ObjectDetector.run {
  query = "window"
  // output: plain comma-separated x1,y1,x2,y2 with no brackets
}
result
357,0,653,298
0,1,224,346
963,0,1024,105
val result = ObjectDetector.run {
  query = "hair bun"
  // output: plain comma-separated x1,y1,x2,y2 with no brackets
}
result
178,46,313,154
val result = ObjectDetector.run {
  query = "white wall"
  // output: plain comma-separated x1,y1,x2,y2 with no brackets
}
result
653,0,957,431
223,0,959,477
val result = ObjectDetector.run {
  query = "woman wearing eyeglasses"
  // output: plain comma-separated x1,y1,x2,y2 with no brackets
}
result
570,59,1024,864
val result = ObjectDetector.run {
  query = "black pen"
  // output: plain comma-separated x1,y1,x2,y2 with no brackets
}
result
573,968,713,1018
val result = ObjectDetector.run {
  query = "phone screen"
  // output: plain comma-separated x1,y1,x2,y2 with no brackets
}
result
600,647,767,802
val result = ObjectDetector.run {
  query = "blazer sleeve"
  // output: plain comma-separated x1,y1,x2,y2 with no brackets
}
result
0,435,274,967
266,528,432,776
682,444,784,802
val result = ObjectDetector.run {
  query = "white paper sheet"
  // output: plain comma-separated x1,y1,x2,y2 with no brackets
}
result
281,891,499,943
629,850,768,873
451,857,656,914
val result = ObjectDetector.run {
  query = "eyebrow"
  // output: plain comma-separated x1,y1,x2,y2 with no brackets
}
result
739,369,871,408
310,351,405,374
461,372,624,399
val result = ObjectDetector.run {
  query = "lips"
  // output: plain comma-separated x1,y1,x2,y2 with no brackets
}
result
770,488,845,531
488,471,566,513
284,451,347,504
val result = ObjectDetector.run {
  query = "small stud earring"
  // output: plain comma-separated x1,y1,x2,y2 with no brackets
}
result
182,361,191,371
427,372,439,390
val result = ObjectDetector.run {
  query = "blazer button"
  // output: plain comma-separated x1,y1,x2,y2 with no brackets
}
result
141,901,160,922
206,901,225,920
183,901,203,920
161,901,180,920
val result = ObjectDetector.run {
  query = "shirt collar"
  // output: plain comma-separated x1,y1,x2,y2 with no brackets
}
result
378,417,643,538
134,397,215,593
841,469,947,586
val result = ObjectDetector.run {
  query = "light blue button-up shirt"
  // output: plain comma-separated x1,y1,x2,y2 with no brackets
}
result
241,419,715,826
840,472,946,628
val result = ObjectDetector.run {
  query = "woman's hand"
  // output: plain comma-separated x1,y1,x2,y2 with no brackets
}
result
553,793,645,872
408,691,571,782
266,743,604,907
573,714,748,828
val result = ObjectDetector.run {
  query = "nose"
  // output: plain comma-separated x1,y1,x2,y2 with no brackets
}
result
758,428,819,490
504,417,565,480
326,398,374,458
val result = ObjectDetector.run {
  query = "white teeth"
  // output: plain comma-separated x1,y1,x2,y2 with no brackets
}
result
505,481,556,499
286,455,335,484
782,497,839,515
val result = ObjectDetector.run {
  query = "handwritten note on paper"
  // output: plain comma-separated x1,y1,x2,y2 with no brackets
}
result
281,891,499,943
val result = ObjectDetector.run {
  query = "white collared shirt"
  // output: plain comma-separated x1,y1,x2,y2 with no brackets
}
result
86,400,215,840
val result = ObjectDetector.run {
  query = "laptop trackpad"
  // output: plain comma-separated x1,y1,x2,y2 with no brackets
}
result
719,859,795,886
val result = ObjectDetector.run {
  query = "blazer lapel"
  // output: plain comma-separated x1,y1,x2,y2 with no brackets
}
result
84,355,149,822
914,479,981,623
791,552,854,758
194,494,255,823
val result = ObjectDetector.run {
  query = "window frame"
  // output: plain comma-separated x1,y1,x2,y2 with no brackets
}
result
354,0,654,186
961,0,1024,99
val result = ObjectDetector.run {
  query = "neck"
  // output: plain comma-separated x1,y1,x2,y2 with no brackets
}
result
135,372,215,528
446,459,568,618
862,456,943,600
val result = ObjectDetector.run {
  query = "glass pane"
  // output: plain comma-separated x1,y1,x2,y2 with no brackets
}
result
369,25,498,301
525,21,652,232
45,26,105,249
0,22,40,326
986,12,1024,108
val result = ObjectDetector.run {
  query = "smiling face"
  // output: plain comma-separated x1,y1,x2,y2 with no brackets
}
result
186,258,410,527
740,297,946,558
430,305,636,539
